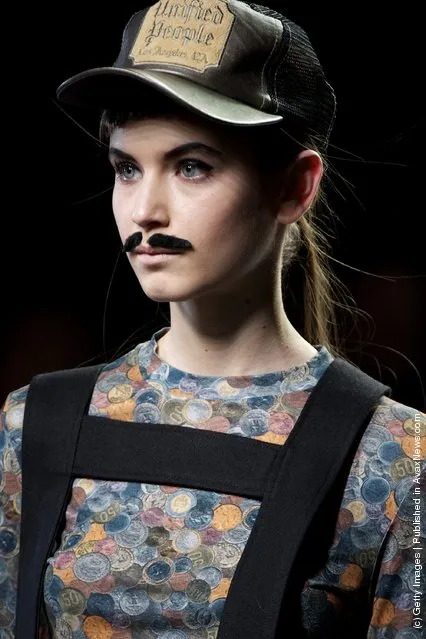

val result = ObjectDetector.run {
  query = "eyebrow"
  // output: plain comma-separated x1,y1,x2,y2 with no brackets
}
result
108,141,225,164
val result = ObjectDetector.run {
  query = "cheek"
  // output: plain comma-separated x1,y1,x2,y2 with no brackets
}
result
112,187,128,233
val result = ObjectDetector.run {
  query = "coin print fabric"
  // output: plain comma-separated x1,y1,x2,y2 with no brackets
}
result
1,326,425,638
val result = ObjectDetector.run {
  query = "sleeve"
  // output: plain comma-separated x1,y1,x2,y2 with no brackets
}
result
0,389,25,636
367,409,426,638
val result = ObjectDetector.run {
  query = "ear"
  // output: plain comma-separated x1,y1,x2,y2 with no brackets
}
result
275,150,323,224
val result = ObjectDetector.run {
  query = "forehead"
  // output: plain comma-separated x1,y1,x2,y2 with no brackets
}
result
108,108,257,158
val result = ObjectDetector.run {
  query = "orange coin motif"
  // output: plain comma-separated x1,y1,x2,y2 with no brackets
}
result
256,432,287,445
371,598,395,627
210,578,231,601
339,563,363,590
401,435,426,459
127,365,142,382
83,616,113,639
212,505,243,531
84,523,107,543
385,492,398,521
106,399,136,421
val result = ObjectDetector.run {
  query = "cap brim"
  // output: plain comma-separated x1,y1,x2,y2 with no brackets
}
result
56,67,283,127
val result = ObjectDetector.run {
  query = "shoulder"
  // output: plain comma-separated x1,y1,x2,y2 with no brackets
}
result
352,394,425,524
1,384,31,464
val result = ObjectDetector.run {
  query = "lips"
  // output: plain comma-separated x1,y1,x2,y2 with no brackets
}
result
137,246,183,255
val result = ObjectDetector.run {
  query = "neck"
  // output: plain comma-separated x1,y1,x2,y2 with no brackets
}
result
155,279,318,377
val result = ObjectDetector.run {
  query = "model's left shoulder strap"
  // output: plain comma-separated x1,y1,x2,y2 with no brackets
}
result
219,357,392,638
16,363,104,639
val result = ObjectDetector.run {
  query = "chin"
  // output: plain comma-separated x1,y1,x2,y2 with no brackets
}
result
140,284,194,303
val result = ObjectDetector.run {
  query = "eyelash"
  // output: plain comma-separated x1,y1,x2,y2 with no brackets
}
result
113,159,213,182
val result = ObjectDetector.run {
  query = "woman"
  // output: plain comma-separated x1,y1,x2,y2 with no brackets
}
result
1,2,424,637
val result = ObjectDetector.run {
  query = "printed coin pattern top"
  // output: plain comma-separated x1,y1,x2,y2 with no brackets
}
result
0,326,425,638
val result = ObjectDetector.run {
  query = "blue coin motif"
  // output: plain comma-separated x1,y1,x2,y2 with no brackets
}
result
378,441,403,463
134,545,158,564
110,611,131,628
192,491,220,510
376,574,403,600
394,592,412,610
116,519,148,547
196,567,222,589
180,378,200,393
362,425,392,455
123,497,142,517
239,410,269,437
47,575,65,599
198,388,221,400
145,559,173,583
76,505,92,525
185,508,213,530
166,590,189,611
243,507,259,529
87,593,115,620
151,616,172,632
97,372,129,392
167,368,186,385
134,403,161,423
361,477,390,504
394,630,424,638
253,372,283,387
63,533,83,550
45,596,61,617
10,388,28,402
120,587,150,616
247,395,275,410
174,557,193,573
391,404,416,422
162,632,187,639
105,513,131,533
134,388,162,405
121,483,143,499
364,503,384,520
195,606,216,626
350,521,383,550
0,530,17,557
365,458,391,478
224,525,251,545
209,597,226,621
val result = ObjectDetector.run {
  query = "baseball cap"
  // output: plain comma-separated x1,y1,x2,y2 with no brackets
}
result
56,1,336,150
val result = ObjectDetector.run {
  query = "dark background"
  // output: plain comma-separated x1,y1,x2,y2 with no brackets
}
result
1,2,425,409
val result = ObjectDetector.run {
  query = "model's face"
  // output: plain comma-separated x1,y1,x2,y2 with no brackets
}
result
109,113,282,302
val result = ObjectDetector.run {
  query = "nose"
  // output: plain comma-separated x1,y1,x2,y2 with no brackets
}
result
131,172,168,227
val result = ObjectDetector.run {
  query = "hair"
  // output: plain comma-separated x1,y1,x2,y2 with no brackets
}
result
99,95,359,362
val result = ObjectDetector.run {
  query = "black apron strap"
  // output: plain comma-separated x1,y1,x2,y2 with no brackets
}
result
218,357,391,638
16,363,104,639
16,357,391,638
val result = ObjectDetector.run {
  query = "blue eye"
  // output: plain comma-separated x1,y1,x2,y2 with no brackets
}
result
179,159,213,180
115,161,138,181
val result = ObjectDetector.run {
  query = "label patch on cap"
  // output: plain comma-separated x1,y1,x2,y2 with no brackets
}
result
129,0,235,72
